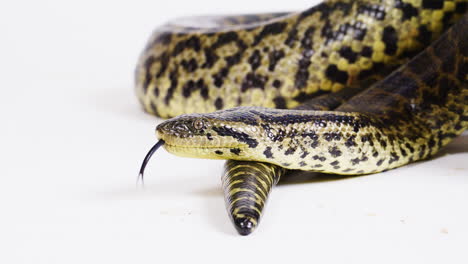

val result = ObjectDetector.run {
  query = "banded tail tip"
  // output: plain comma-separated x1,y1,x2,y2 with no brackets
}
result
233,213,258,236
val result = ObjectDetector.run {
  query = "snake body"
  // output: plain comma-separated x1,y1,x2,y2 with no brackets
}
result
136,0,468,235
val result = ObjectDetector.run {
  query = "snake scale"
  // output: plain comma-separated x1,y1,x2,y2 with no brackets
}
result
136,0,468,235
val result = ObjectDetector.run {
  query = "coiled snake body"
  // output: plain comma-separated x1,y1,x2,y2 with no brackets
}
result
136,0,468,235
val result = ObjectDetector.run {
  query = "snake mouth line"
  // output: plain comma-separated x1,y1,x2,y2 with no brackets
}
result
162,142,246,150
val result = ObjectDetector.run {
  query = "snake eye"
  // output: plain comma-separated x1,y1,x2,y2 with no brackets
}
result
193,119,205,130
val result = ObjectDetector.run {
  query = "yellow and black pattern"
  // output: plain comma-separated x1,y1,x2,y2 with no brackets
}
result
137,0,468,235
137,0,467,118
222,160,285,235
216,14,467,234
220,86,360,235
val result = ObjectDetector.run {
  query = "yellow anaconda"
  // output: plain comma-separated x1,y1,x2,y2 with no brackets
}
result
136,0,468,235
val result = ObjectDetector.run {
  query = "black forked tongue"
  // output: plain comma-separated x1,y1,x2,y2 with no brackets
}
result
138,140,165,184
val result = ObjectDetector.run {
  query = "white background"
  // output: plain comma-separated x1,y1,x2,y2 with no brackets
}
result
1,0,467,263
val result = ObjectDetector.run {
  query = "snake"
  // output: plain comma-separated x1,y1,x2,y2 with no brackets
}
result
136,0,468,235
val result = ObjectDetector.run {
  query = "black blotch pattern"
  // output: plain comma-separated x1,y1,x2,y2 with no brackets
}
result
401,148,408,157
417,26,432,45
285,147,296,155
376,159,385,166
302,132,319,148
326,64,349,84
142,56,156,93
212,31,239,48
345,135,357,148
380,140,388,149
313,155,327,162
181,58,198,72
382,26,398,55
418,145,427,159
248,50,262,71
172,36,201,56
295,52,312,89
324,132,342,142
339,46,359,63
242,73,268,92
273,97,287,109
164,69,179,105
388,152,400,164
361,46,373,58
215,97,224,110
285,28,298,47
253,22,288,45
395,0,419,21
422,0,444,9
328,146,342,158
263,147,274,158
212,126,258,148
156,52,170,78
202,48,219,68
351,156,369,165
361,134,371,143
273,80,282,88
269,50,286,71
301,27,316,50
212,67,229,88
405,143,415,153
230,148,241,155
182,79,209,99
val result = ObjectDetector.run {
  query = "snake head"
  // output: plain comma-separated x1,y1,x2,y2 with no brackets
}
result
157,114,212,138
156,107,264,160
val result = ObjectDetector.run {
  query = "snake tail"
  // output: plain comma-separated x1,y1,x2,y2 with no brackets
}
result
222,160,285,235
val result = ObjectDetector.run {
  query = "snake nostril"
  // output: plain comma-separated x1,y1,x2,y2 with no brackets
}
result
156,122,167,131
156,122,174,136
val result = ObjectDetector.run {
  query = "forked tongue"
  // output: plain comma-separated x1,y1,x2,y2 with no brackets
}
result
138,140,165,184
